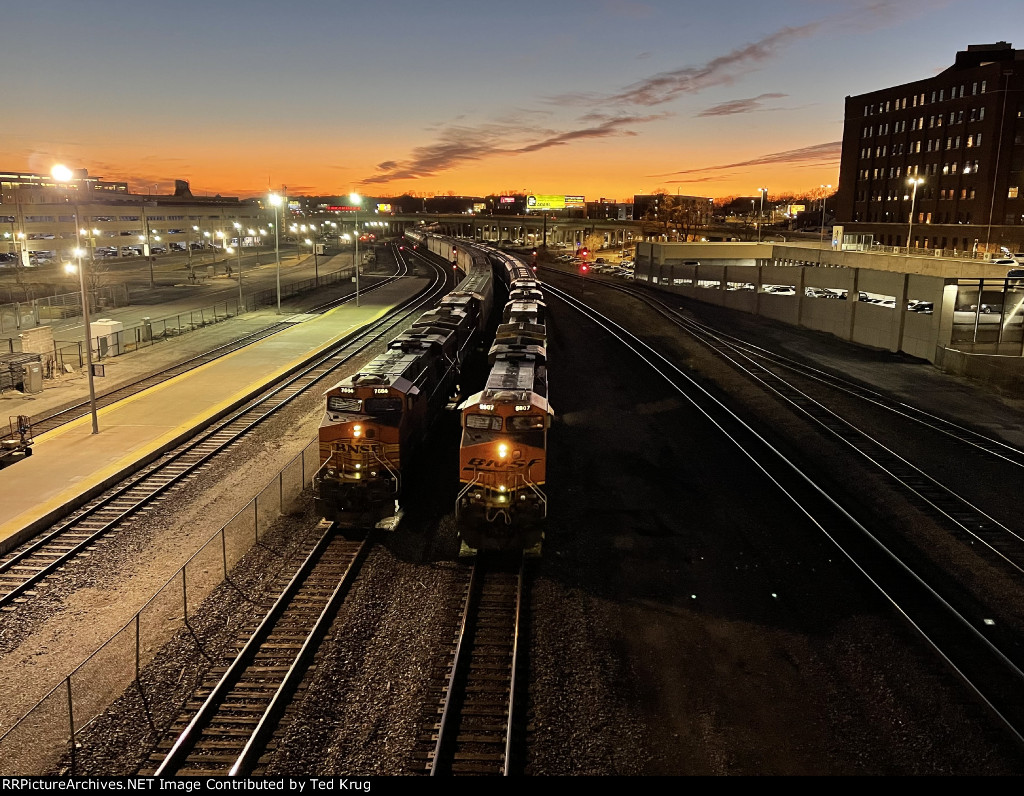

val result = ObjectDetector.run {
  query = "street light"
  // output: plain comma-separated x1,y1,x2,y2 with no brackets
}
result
64,249,99,434
268,193,283,313
906,177,925,254
818,184,832,249
232,221,244,308
757,187,767,243
350,192,362,306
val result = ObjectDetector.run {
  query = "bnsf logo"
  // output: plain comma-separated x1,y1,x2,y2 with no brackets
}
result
464,457,542,470
339,443,383,453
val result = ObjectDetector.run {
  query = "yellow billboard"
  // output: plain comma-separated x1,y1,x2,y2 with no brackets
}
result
527,194,585,210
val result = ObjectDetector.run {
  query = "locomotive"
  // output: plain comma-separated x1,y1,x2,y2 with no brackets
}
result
456,247,553,554
314,233,495,529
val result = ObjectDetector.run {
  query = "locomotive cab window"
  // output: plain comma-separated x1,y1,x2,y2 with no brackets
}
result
507,415,546,431
466,414,502,430
327,396,361,412
365,397,404,416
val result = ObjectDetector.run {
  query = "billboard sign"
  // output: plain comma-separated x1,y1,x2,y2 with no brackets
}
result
376,203,392,213
473,203,487,213
526,194,585,210
499,196,516,204
327,206,360,212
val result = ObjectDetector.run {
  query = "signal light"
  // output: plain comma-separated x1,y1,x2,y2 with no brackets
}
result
581,264,588,273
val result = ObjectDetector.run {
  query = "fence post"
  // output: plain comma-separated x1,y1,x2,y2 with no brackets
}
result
66,677,76,774
135,614,141,682
221,528,227,578
279,472,284,512
182,567,188,625
254,498,259,544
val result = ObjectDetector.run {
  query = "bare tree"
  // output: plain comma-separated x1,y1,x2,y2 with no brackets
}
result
583,232,604,258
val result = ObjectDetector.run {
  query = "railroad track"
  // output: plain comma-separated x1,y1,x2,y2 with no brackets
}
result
0,257,447,611
543,280,1024,748
422,555,524,776
148,525,369,776
555,272,1024,575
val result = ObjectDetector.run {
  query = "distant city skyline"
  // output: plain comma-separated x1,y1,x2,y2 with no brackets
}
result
3,0,1017,201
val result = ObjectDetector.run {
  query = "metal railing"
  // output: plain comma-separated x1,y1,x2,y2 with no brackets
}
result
0,285,129,335
0,439,321,776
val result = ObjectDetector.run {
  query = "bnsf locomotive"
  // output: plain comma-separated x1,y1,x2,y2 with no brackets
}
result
456,248,552,554
315,233,495,528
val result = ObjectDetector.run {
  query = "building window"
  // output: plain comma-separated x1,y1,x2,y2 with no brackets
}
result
1010,187,1020,199
981,81,986,93
979,107,985,120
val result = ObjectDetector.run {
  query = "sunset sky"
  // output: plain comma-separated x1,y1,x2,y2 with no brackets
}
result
4,0,1019,202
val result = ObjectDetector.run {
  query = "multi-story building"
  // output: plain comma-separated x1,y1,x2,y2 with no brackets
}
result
836,42,1024,255
0,169,263,265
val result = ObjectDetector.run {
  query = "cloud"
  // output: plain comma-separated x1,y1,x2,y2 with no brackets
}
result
654,141,842,177
361,22,824,186
696,93,787,117
361,114,664,185
565,23,820,109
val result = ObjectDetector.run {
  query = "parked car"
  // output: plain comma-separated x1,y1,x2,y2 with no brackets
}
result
150,245,167,254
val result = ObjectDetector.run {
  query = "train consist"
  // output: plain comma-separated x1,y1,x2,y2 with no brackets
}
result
314,230,552,554
314,232,495,529
456,244,552,554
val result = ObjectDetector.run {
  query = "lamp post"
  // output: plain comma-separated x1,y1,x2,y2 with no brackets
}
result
818,184,832,249
757,187,767,243
66,248,99,434
232,221,244,307
350,192,362,306
906,177,925,254
189,225,200,278
253,228,264,265
268,193,283,313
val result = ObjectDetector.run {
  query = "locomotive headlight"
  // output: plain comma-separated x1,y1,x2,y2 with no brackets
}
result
353,424,363,438
498,443,509,459
499,486,507,493
355,464,361,469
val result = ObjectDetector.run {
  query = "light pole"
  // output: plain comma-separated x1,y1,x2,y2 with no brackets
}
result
818,184,832,249
350,192,362,306
232,221,244,308
269,193,283,313
906,177,924,254
66,249,99,434
757,187,767,243
252,228,264,265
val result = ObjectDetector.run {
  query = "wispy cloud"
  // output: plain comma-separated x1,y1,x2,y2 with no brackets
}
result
697,92,787,117
654,141,842,177
567,23,820,109
361,114,663,185
362,23,824,186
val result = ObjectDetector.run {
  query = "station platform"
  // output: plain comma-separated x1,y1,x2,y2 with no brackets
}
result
0,276,425,554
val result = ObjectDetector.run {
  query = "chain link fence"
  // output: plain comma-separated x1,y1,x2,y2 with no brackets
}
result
0,439,321,775
30,263,358,374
